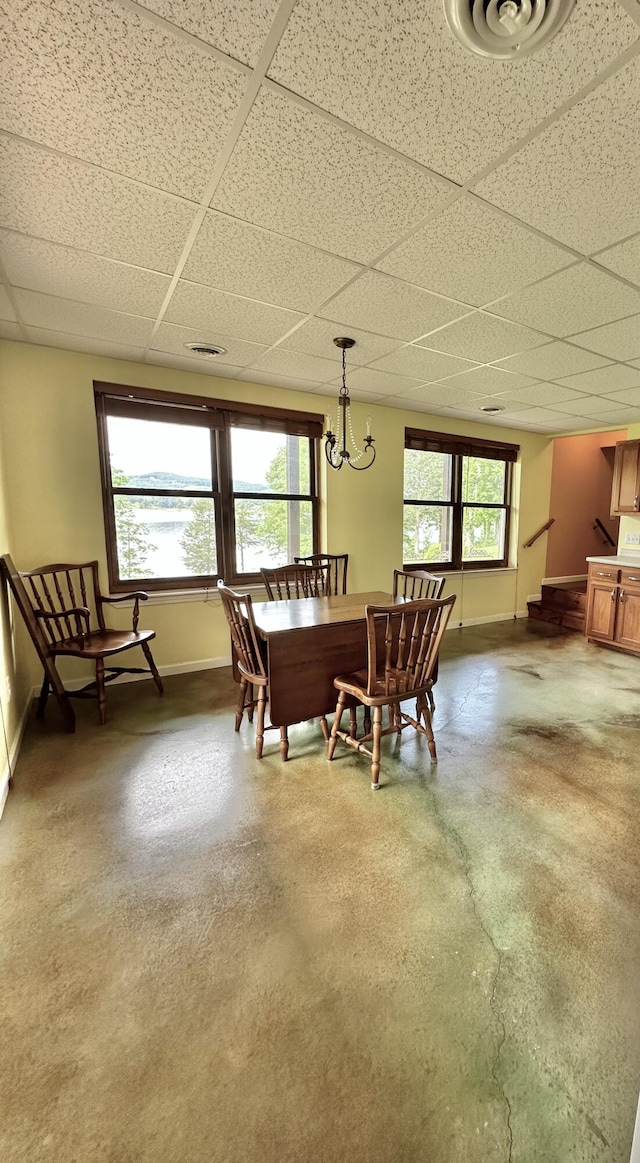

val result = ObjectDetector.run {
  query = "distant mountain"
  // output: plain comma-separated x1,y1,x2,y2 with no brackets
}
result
125,472,268,493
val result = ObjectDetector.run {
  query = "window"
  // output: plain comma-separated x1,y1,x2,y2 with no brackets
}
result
94,383,321,591
403,428,518,571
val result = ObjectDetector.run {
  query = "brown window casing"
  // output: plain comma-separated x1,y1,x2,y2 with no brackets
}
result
94,382,322,592
404,427,518,572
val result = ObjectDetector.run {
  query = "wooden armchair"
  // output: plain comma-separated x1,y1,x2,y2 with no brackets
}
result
328,594,456,789
0,555,163,732
261,563,331,601
294,553,348,595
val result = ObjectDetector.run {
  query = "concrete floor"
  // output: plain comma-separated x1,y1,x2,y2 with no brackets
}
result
1,620,639,1163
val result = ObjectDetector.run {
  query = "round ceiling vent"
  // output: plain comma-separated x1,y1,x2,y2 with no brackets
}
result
184,342,227,358
443,0,575,59
481,404,506,414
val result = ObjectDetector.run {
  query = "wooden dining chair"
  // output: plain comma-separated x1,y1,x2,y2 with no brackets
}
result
294,553,348,595
261,563,331,601
1,554,163,731
393,568,445,601
219,581,294,761
327,594,456,789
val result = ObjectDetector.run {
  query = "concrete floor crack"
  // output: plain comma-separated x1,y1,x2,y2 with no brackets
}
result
427,787,514,1162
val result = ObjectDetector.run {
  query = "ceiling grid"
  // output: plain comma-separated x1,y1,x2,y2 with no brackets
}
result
1,0,640,432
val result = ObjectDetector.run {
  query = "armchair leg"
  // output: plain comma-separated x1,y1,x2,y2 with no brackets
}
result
46,659,75,733
141,641,163,695
37,673,50,719
422,703,437,761
279,726,289,762
349,707,357,738
95,658,107,726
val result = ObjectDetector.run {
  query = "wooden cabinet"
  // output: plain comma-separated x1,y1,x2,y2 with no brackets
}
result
611,439,640,516
585,563,640,657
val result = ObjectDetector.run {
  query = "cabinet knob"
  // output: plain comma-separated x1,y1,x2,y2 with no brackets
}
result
611,588,616,601
628,575,640,582
620,589,625,602
635,496,639,511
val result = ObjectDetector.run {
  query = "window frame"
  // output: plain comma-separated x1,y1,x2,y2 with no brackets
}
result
403,428,518,572
94,382,322,592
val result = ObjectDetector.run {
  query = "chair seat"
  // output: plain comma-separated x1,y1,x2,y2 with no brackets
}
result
53,628,156,659
333,668,432,706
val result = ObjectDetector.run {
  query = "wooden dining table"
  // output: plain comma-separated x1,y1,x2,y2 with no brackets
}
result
249,591,401,729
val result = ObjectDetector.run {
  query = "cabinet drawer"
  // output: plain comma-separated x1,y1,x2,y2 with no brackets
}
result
588,564,620,583
621,567,640,588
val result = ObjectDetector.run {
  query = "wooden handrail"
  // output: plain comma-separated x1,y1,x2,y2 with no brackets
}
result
593,517,616,548
523,518,554,548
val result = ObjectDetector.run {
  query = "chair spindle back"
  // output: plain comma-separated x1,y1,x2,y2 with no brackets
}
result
218,583,267,683
261,563,331,601
18,561,102,647
392,568,445,601
294,553,348,595
365,595,456,699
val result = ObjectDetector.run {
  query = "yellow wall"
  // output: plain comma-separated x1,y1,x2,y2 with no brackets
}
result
0,339,554,698
618,423,640,554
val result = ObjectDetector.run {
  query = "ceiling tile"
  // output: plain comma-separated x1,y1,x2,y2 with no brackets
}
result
536,417,595,432
594,233,640,287
0,285,16,321
136,0,281,66
236,369,324,394
183,211,358,312
146,350,242,378
544,395,624,416
598,386,640,408
24,328,146,362
582,406,640,426
164,280,304,345
435,365,539,394
377,197,572,306
248,348,339,383
400,383,491,409
280,319,397,365
321,271,469,342
329,367,424,397
16,292,154,346
0,320,22,341
490,382,589,407
213,87,451,263
150,321,268,366
495,341,611,380
268,0,638,183
0,0,246,199
489,406,578,425
426,312,546,363
491,263,640,338
474,57,640,253
0,231,171,317
569,314,640,362
0,137,197,272
367,345,478,380
553,364,640,393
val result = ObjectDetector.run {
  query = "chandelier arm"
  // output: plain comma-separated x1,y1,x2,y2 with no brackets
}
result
348,443,377,471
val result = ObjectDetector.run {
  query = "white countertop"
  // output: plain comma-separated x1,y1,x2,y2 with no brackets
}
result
586,554,640,566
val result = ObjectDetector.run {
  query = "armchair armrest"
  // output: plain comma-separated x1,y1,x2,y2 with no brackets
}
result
35,606,91,638
101,591,148,632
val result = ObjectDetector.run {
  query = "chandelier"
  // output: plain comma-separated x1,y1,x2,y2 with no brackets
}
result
324,338,376,472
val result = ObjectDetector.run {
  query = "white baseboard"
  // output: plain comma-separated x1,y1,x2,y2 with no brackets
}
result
449,610,529,629
542,573,587,585
0,691,34,822
30,654,233,697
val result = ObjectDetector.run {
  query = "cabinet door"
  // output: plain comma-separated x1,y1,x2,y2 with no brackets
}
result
586,582,617,642
615,587,640,654
611,440,640,515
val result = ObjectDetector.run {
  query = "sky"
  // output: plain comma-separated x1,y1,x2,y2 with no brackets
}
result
108,417,286,487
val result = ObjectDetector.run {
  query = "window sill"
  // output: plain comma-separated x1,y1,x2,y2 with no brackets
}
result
110,585,267,607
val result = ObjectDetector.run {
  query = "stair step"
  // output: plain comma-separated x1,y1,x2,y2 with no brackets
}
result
540,584,587,613
527,601,585,632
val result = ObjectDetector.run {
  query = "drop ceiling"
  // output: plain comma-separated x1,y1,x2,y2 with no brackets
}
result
2,0,640,434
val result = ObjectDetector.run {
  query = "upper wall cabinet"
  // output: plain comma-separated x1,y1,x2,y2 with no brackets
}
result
611,440,640,517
